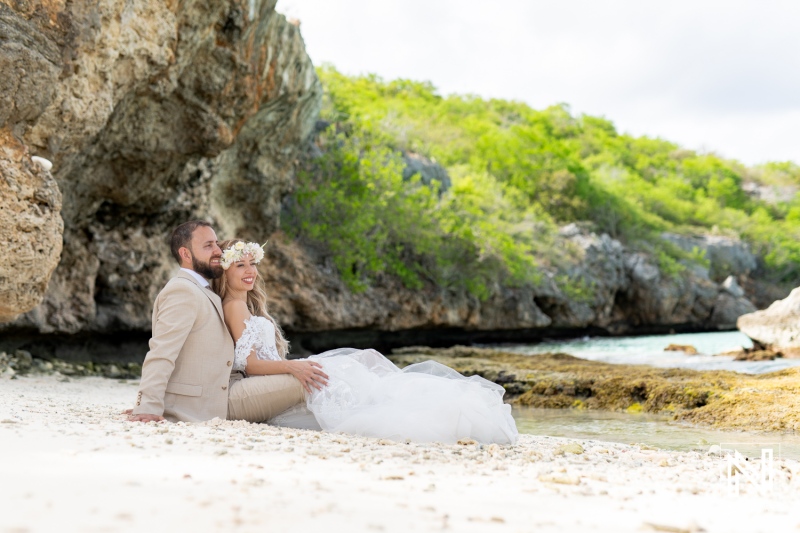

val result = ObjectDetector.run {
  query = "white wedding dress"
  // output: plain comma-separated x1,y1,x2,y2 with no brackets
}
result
235,316,519,445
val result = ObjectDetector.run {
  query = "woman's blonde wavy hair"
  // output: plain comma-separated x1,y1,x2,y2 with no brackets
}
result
212,238,289,358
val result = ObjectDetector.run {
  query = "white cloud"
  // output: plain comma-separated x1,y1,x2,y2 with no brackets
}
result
278,0,800,165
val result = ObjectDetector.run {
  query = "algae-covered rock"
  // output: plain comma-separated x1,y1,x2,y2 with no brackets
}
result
390,346,800,432
0,350,140,379
665,344,698,355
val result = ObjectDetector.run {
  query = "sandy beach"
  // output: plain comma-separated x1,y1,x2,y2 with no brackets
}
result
1,375,799,533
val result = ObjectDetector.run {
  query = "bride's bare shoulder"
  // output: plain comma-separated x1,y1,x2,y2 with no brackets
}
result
222,299,251,321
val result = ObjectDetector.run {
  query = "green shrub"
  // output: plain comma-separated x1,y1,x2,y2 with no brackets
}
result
283,66,800,293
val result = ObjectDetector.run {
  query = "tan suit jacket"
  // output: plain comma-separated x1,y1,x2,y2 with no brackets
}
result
133,271,235,422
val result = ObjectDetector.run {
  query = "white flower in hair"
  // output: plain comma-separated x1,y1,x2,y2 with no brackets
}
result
220,241,267,270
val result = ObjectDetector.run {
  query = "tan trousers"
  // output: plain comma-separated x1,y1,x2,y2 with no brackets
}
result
227,374,306,423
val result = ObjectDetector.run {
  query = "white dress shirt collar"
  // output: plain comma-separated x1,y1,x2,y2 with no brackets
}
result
180,268,210,288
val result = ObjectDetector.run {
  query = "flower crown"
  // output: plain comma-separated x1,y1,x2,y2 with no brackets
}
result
220,241,266,270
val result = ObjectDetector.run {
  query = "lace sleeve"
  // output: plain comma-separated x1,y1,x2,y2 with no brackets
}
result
233,316,282,371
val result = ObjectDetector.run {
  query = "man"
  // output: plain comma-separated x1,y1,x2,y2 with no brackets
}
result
129,220,307,424
129,220,234,422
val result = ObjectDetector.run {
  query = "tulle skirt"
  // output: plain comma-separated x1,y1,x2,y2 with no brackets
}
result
269,348,518,445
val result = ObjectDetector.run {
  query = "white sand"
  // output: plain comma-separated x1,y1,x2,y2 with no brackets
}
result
1,375,799,533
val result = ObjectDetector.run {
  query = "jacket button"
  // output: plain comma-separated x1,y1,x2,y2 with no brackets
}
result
222,385,228,390
226,361,232,367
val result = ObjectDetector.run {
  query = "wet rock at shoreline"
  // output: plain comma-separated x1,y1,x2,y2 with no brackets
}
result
733,349,780,361
0,350,140,380
665,344,698,355
716,342,782,361
391,345,800,432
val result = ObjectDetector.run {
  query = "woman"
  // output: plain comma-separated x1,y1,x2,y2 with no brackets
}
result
213,239,518,445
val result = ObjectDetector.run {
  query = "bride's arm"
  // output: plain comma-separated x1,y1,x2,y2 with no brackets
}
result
223,300,328,392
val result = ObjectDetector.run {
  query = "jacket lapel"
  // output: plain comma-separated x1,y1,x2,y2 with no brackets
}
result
175,271,226,323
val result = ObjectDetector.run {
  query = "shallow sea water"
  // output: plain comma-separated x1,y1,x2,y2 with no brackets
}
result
502,331,800,458
495,330,800,374
513,407,800,460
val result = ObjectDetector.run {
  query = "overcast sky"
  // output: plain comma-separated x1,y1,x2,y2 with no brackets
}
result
278,0,800,166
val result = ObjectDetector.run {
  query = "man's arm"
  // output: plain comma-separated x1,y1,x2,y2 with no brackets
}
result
130,281,198,421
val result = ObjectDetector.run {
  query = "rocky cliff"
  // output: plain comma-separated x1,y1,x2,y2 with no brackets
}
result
1,0,320,334
258,224,763,354
0,0,775,359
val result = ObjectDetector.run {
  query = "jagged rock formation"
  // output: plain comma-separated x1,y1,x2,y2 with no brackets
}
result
661,232,757,281
0,131,63,320
738,288,800,357
401,152,451,192
258,225,759,346
1,0,320,332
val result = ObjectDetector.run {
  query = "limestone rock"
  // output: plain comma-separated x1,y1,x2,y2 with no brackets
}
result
738,287,800,357
402,152,451,192
612,252,719,329
665,344,698,355
733,349,779,361
709,292,757,330
533,226,626,328
661,232,757,281
259,236,551,334
1,0,320,330
0,130,63,320
721,275,745,298
742,180,799,205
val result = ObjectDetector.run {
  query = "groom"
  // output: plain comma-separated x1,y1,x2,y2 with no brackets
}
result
129,220,306,423
129,220,234,422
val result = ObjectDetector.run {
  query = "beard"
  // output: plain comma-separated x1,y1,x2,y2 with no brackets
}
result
192,254,223,280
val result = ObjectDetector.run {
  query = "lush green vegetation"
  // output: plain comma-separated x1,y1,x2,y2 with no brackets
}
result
284,66,800,295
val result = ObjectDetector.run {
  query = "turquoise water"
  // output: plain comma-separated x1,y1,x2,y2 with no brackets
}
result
495,330,800,374
513,407,800,459
499,331,800,456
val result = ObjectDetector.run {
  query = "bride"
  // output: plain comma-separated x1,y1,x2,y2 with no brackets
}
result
212,239,518,445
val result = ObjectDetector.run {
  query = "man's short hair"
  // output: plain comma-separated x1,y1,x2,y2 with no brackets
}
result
170,220,213,263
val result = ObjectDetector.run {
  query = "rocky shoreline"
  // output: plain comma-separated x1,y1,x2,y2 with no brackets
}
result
390,346,800,433
5,342,800,433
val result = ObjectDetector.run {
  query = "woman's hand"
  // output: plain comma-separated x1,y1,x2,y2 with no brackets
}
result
286,360,329,393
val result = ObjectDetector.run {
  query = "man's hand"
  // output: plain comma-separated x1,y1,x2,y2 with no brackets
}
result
127,413,165,423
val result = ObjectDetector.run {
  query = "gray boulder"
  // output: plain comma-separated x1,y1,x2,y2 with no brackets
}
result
708,276,757,329
710,293,757,330
614,252,719,328
402,152,451,192
721,275,745,298
533,225,627,328
661,233,757,281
